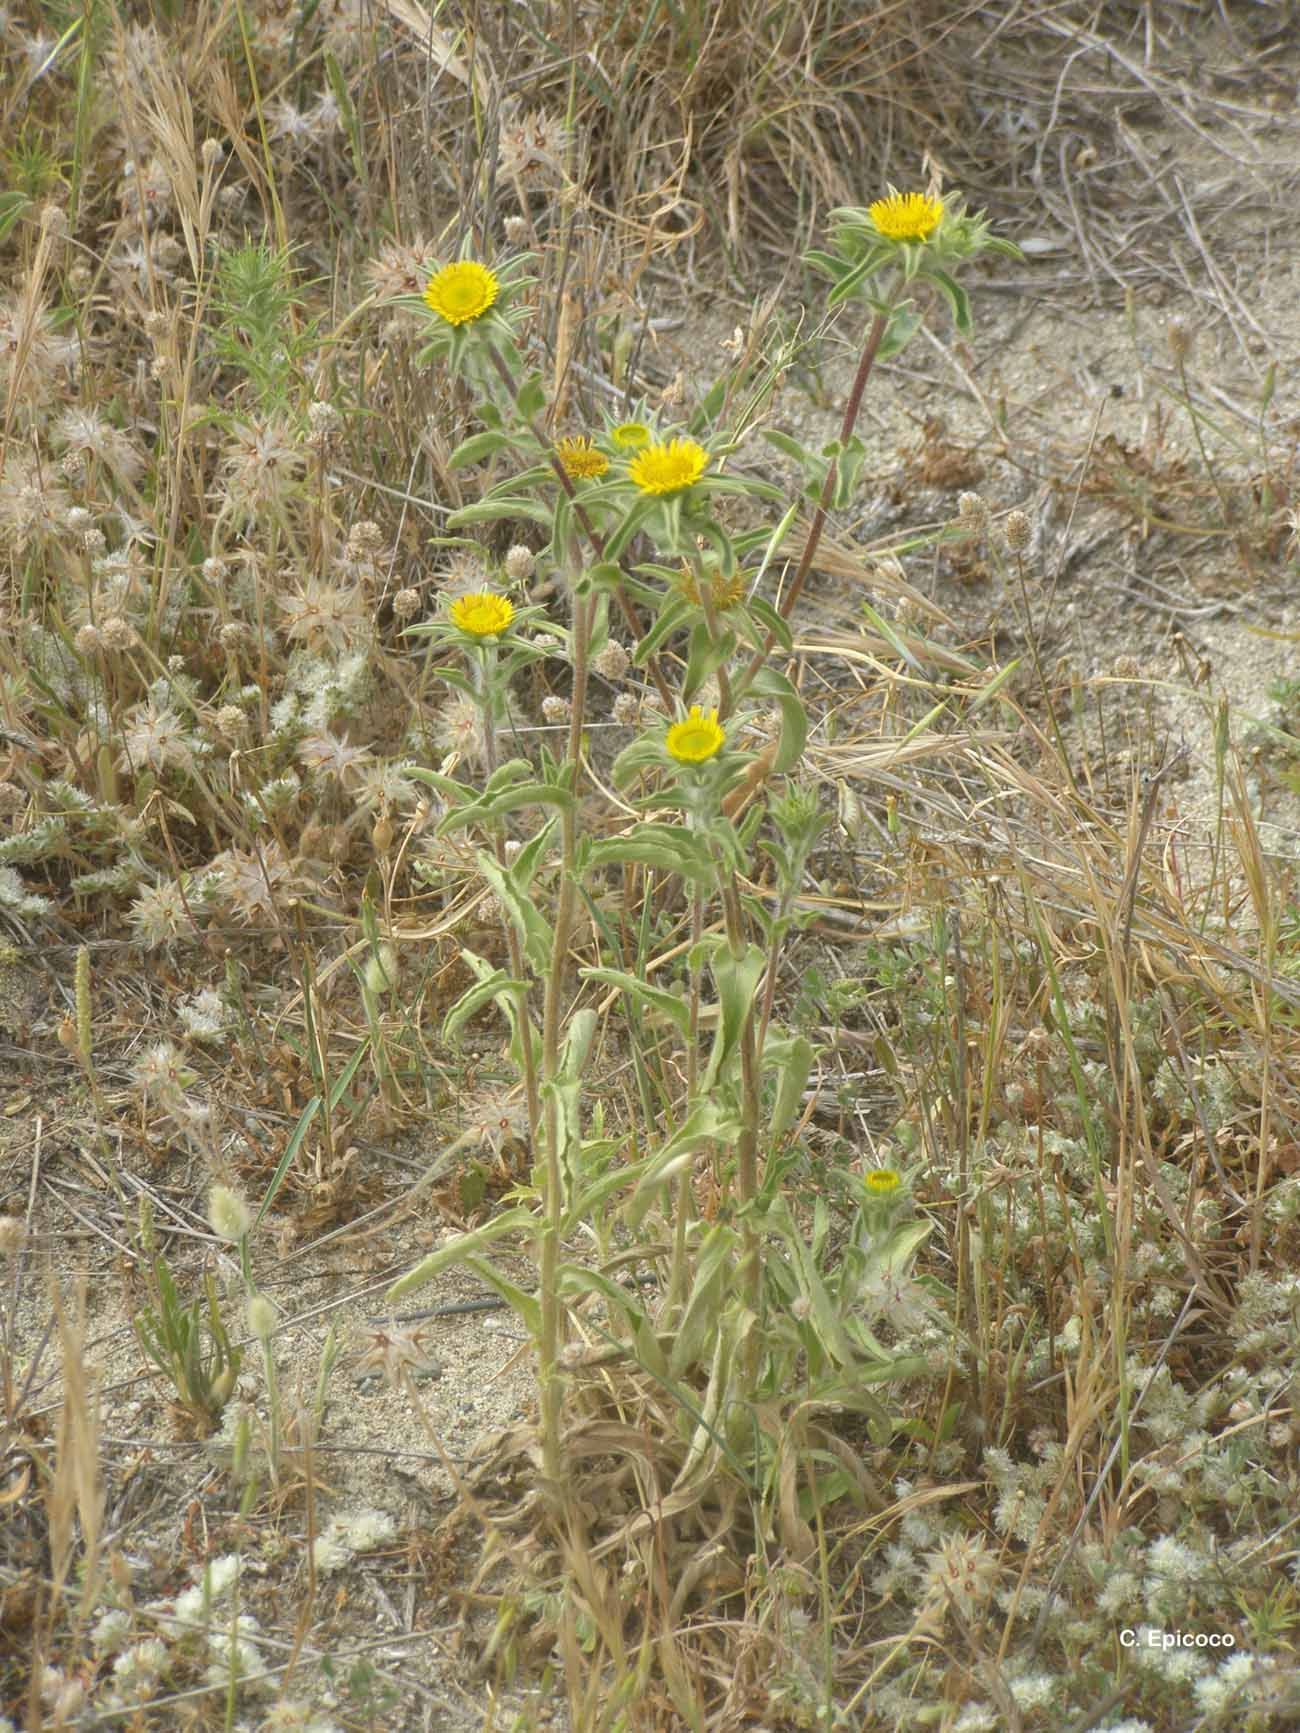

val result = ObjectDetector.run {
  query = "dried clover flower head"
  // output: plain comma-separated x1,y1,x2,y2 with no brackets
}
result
504,544,535,581
392,586,421,620
366,235,439,300
75,624,103,657
957,491,990,531
307,401,342,447
593,641,630,681
461,1085,529,1156
922,1532,999,1617
433,695,487,766
498,106,570,184
611,692,641,726
541,695,572,724
1004,509,1032,551
352,1321,440,1388
347,520,383,557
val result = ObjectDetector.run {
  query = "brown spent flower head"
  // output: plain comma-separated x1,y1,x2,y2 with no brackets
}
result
677,562,744,611
1167,319,1195,365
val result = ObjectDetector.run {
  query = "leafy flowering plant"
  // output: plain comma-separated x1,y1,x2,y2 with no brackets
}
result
807,186,1022,355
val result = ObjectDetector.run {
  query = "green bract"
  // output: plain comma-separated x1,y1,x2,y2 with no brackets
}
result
806,192,1022,356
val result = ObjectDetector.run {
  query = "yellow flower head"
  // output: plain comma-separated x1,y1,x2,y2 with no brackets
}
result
449,591,515,638
424,261,500,326
610,420,651,451
665,705,725,765
868,191,943,243
863,1167,903,1197
629,438,709,497
677,562,743,612
555,436,610,481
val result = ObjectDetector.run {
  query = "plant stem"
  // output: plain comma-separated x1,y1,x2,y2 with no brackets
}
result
478,646,542,1138
730,302,893,712
537,583,594,1494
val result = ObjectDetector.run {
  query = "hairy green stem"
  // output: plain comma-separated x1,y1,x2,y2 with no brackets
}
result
537,582,594,1494
478,646,541,1139
729,301,893,714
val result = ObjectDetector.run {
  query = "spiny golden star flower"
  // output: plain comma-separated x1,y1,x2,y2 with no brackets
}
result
449,591,515,637
868,191,943,243
677,562,743,611
423,261,500,326
555,436,609,480
863,1167,903,1196
629,438,709,497
610,420,651,450
665,705,725,765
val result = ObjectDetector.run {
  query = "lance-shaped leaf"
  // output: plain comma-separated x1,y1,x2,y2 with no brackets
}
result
443,956,529,1045
698,939,766,1092
583,968,692,1039
764,1032,815,1142
748,665,807,773
475,850,554,975
385,1205,538,1303
586,824,716,887
447,429,515,468
627,1099,742,1226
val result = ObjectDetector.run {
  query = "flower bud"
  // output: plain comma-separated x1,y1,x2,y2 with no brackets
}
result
209,1184,252,1243
246,1292,277,1340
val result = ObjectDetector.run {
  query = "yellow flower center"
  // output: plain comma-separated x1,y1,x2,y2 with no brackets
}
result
863,1167,903,1196
628,438,709,497
555,436,610,480
867,192,943,243
424,261,500,326
610,421,651,450
449,591,515,637
665,705,725,765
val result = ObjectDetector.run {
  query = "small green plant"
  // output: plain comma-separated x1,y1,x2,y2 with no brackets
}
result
133,1241,242,1435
